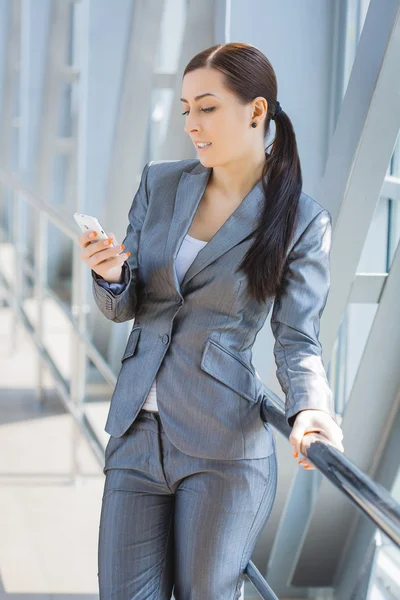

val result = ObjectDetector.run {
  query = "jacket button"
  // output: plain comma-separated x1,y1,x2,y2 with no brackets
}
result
162,334,169,344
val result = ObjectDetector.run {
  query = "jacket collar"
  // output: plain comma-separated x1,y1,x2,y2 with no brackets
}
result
165,160,266,294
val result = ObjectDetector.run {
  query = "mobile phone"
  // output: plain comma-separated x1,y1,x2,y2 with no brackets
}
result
73,212,115,245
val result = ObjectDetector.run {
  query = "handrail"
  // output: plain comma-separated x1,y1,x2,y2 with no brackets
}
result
260,390,400,548
241,390,400,596
0,167,117,394
244,561,279,600
0,166,120,469
0,168,79,241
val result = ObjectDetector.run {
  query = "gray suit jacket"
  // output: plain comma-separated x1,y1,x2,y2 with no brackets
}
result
91,159,336,460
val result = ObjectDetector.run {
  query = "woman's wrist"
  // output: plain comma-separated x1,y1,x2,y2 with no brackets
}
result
97,264,125,284
106,270,124,284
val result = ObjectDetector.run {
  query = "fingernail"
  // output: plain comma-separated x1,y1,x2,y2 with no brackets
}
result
120,244,125,250
104,239,111,246
89,232,97,238
294,451,298,458
126,252,131,257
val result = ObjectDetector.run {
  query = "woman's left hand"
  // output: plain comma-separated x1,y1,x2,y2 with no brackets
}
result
289,409,344,470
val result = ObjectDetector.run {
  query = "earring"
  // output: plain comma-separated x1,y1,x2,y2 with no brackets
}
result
251,122,257,128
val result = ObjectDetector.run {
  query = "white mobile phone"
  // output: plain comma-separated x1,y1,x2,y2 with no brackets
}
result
73,212,115,245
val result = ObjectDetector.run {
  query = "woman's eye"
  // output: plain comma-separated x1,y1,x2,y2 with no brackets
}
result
181,107,215,116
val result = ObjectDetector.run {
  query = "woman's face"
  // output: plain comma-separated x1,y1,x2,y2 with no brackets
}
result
181,67,260,167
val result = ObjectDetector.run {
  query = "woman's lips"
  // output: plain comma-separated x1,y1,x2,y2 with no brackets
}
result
196,142,212,152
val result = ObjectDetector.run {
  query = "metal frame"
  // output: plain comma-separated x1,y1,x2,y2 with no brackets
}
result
293,0,400,586
0,167,117,467
265,0,400,593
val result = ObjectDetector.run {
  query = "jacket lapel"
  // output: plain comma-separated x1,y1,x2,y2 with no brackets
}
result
164,161,266,294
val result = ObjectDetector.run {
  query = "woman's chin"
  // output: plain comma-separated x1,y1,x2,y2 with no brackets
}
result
198,154,215,166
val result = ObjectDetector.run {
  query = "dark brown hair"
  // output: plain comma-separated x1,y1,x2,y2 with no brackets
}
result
183,42,302,304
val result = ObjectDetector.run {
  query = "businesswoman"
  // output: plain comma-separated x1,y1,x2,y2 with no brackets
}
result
80,42,344,599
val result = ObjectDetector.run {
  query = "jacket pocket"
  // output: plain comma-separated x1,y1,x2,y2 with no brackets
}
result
200,337,256,403
121,326,141,362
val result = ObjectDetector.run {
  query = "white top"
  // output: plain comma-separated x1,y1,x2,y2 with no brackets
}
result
141,232,208,412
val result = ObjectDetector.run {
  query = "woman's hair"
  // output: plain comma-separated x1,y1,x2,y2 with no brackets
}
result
183,42,302,304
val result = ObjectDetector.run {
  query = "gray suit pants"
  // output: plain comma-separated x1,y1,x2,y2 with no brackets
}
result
98,409,278,599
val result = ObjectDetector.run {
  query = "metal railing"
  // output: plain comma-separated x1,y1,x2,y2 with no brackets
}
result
1,166,399,600
0,167,118,471
243,392,400,597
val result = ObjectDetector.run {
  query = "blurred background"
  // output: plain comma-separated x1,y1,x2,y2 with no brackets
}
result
0,0,399,598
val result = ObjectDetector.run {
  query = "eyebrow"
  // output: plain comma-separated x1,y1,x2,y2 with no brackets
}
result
180,93,219,103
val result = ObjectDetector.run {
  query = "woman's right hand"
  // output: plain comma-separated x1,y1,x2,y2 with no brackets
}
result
78,230,131,284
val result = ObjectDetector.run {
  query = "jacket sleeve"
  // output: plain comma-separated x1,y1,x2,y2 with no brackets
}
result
269,209,337,428
92,262,130,296
91,161,152,322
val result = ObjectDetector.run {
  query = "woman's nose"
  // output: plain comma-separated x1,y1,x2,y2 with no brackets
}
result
184,117,198,135
184,124,198,135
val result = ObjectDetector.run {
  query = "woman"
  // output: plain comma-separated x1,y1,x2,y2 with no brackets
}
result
80,42,344,599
